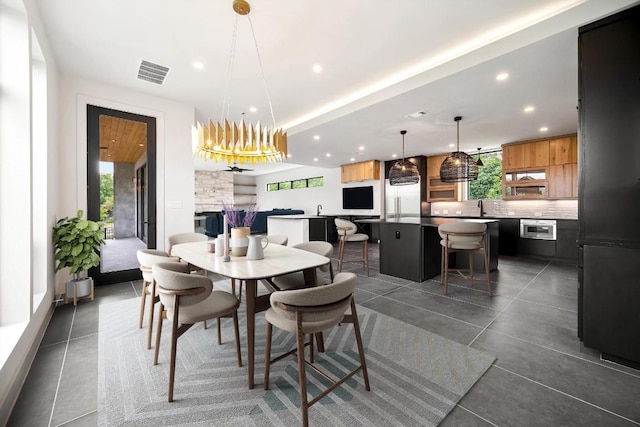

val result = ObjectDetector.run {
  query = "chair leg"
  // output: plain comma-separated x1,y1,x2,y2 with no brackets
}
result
153,303,164,366
217,318,222,345
146,279,157,349
443,247,449,295
295,314,309,427
264,322,272,390
232,310,242,367
483,239,492,297
337,237,345,272
469,252,474,282
329,261,335,282
138,279,149,329
167,301,180,402
363,240,369,277
309,334,315,364
350,299,371,391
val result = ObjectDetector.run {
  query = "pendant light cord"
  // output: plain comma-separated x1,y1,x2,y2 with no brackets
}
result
248,15,277,129
221,14,240,124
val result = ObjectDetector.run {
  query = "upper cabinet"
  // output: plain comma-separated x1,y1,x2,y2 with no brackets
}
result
426,154,458,202
502,134,577,200
341,160,380,183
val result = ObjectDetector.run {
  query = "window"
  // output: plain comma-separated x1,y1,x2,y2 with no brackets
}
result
266,176,324,192
468,151,502,200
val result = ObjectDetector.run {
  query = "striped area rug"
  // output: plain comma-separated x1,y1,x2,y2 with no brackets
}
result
98,296,494,426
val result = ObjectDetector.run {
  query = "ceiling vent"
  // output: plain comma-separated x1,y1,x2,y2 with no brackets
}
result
137,60,169,85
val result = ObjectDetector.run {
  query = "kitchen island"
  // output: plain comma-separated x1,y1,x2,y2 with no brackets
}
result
267,215,333,246
359,217,499,282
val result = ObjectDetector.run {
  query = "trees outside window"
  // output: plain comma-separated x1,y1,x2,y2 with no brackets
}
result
469,152,502,200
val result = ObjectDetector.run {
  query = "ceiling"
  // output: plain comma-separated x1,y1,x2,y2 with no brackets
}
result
35,0,639,175
98,116,147,163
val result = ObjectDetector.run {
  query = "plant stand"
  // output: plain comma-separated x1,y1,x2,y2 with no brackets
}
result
64,278,95,306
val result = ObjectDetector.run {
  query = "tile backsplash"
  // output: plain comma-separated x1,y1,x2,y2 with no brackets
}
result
431,199,577,219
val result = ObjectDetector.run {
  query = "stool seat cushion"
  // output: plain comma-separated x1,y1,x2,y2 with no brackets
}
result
344,233,368,242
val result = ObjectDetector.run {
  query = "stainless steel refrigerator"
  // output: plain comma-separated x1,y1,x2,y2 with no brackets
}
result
578,5,640,368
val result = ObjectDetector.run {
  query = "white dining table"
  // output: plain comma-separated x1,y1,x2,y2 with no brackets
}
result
170,241,330,389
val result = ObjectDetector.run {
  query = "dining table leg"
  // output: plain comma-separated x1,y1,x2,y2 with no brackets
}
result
245,278,257,389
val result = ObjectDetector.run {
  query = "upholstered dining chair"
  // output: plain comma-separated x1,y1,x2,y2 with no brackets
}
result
136,249,179,349
438,222,492,296
267,234,288,246
272,241,334,290
151,261,242,402
264,272,370,427
166,232,209,256
335,218,369,276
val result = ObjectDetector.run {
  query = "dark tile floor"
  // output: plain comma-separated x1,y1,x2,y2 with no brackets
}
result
8,244,640,426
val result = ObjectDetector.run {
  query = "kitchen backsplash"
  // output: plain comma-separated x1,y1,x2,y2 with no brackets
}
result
430,199,578,219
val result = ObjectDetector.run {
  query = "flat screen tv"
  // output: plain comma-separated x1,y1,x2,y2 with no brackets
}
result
342,186,374,209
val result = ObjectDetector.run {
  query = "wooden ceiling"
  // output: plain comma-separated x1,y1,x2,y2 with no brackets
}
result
99,115,147,163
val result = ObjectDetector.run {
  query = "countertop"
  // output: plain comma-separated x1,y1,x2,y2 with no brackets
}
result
358,217,499,227
267,215,325,220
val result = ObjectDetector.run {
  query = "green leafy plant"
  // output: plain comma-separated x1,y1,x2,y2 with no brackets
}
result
53,210,105,279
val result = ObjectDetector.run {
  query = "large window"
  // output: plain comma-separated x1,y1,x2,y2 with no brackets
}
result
468,151,502,200
266,176,323,192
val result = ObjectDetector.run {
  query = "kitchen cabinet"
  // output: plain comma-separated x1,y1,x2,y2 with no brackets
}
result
556,220,578,263
340,160,380,183
502,140,549,169
549,135,577,165
379,222,424,281
498,218,519,256
426,154,458,202
548,163,578,198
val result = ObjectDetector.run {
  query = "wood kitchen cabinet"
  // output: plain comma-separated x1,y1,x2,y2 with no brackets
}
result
426,154,458,202
502,139,549,169
550,135,577,165
548,163,578,198
340,160,380,183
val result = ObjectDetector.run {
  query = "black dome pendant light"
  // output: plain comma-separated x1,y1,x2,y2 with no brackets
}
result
439,116,479,183
389,130,420,186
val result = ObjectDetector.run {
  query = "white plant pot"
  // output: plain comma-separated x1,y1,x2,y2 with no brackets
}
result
66,278,92,299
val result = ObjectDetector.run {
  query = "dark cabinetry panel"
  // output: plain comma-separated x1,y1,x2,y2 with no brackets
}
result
583,246,640,366
517,238,556,258
379,223,423,282
499,219,519,256
556,220,579,264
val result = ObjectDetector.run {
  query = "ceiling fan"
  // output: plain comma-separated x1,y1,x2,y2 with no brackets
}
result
225,163,254,173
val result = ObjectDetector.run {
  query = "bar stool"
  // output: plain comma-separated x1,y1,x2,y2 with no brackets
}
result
438,222,492,296
335,218,369,276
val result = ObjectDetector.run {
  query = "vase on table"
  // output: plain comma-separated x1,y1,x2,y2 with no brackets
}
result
230,226,250,256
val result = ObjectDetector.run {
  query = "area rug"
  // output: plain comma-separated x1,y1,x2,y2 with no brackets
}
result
98,296,495,426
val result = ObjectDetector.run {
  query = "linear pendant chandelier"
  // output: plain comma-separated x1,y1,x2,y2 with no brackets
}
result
192,0,287,165
439,116,478,182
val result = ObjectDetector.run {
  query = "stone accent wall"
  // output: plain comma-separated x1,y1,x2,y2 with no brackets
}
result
194,170,234,211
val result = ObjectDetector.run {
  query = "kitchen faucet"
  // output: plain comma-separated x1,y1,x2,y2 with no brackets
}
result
316,204,323,216
477,199,484,217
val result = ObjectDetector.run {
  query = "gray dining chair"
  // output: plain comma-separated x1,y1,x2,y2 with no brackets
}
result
264,272,370,427
438,222,492,296
152,261,242,402
335,218,369,276
272,241,334,290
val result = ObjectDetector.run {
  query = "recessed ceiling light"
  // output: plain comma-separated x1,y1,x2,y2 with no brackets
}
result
313,135,320,140
326,153,331,157
287,153,292,158
193,61,204,70
138,143,144,147
350,157,355,162
312,64,322,73
524,106,535,113
391,154,397,158
496,72,509,81
448,143,455,148
249,106,257,113
313,158,318,162
405,110,428,119
110,139,116,142
539,126,549,132
358,146,364,151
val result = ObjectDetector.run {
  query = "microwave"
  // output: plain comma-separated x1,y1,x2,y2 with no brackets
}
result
520,219,557,240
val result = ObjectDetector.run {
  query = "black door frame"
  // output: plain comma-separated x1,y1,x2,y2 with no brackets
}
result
87,105,157,285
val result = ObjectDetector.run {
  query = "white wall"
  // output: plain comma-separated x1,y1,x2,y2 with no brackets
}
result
58,75,195,277
254,165,382,216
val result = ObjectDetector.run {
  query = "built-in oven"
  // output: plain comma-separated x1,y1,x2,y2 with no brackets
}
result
520,219,557,240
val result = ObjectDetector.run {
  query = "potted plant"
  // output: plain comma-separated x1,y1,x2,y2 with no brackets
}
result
53,210,105,303
222,201,258,256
